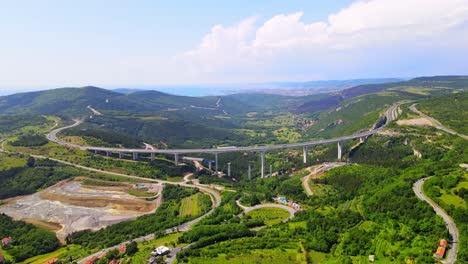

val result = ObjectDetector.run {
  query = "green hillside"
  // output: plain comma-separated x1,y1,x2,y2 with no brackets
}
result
418,92,468,134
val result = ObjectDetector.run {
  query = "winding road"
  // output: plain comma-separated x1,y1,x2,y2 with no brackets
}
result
413,177,459,264
409,104,467,140
235,199,296,222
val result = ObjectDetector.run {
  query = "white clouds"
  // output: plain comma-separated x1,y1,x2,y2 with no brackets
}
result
177,17,258,73
177,0,468,81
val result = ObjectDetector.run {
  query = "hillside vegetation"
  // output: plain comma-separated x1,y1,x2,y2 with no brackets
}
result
418,91,468,134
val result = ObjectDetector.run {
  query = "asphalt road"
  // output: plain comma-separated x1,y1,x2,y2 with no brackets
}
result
409,104,468,140
413,177,459,264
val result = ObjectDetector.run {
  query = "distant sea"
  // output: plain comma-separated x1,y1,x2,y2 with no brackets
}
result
149,86,232,97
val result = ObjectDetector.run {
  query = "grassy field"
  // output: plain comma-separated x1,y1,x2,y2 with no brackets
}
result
439,180,468,209
309,250,328,264
308,182,335,196
0,247,13,262
190,245,307,264
245,207,290,226
130,233,183,264
179,193,210,217
0,154,26,170
22,245,88,264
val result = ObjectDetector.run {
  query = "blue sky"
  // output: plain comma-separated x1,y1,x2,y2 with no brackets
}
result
1,0,467,91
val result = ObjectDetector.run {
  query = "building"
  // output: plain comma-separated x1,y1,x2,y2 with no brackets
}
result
151,246,170,256
440,239,448,247
1,237,12,247
44,257,60,264
0,253,5,263
434,239,448,259
434,247,446,259
119,245,127,254
83,256,99,264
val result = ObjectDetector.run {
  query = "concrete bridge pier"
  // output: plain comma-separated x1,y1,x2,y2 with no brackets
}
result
132,152,138,160
208,162,212,171
269,164,273,177
119,152,123,159
360,136,366,144
151,153,155,161
260,151,265,178
227,162,231,177
215,153,219,175
94,150,98,154
337,141,343,160
248,163,252,180
106,151,111,157
303,146,308,164
174,154,179,166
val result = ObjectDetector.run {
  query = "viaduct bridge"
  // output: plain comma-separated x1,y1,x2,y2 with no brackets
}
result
46,103,403,178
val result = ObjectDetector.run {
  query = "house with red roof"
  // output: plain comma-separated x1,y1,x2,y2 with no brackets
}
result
119,245,127,254
434,246,446,259
44,257,60,264
440,239,448,247
434,239,448,259
0,252,5,263
83,256,99,264
1,237,12,247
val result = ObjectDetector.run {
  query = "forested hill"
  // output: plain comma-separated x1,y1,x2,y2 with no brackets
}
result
1,76,467,119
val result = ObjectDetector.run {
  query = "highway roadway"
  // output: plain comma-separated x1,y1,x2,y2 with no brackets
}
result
409,104,468,140
413,177,459,264
46,102,406,156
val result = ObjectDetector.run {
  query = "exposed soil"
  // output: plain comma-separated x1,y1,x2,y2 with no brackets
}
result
0,180,162,241
21,218,63,232
397,117,433,127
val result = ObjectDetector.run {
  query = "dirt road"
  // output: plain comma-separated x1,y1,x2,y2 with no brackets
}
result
302,162,347,196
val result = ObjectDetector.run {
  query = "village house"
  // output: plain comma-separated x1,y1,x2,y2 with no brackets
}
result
0,253,5,263
151,246,170,256
119,245,127,254
44,257,60,264
1,237,12,247
434,239,448,259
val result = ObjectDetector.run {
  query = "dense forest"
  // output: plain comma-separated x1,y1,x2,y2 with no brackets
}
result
0,214,60,262
0,154,91,199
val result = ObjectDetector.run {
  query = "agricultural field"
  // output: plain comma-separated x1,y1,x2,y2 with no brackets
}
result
244,207,290,226
0,153,26,170
22,245,88,264
188,241,307,264
179,193,212,217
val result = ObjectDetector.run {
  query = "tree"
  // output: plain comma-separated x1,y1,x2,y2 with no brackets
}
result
27,156,35,167
126,241,138,256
